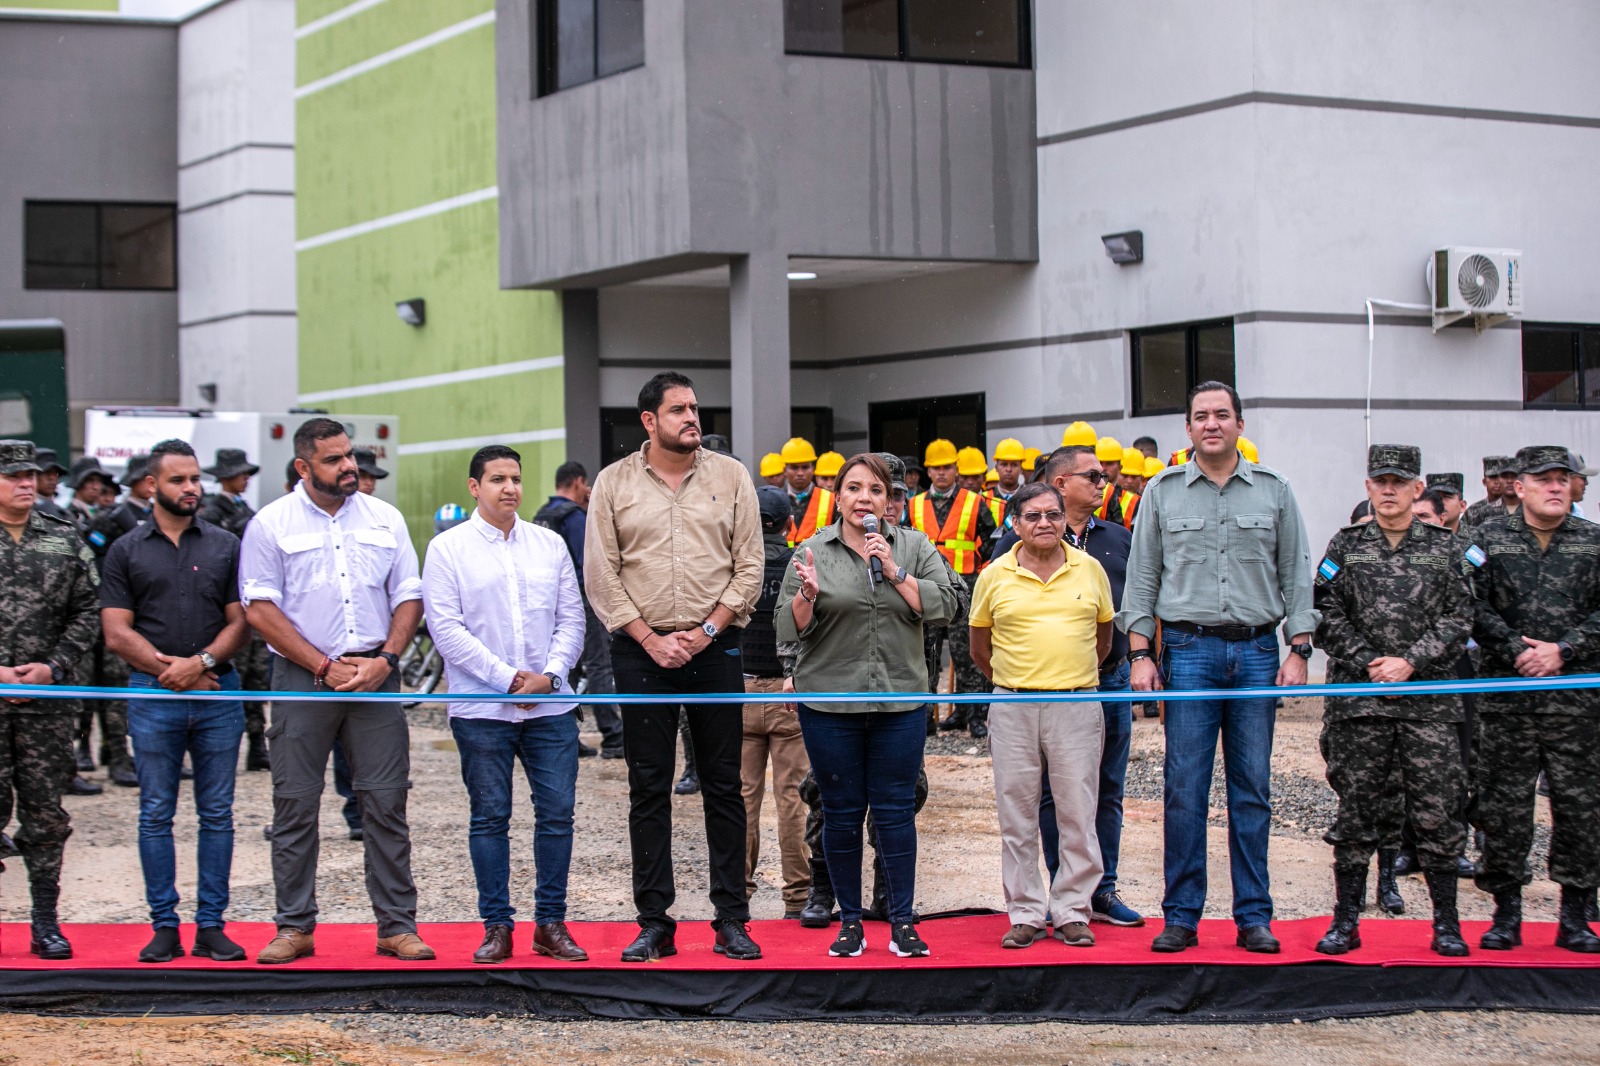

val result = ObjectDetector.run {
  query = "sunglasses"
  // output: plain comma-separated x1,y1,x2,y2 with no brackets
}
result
1018,510,1066,524
1064,470,1109,487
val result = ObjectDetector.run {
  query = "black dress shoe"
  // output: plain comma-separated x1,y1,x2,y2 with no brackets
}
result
1237,925,1281,954
30,921,72,960
1151,925,1198,953
600,747,625,760
620,925,676,962
192,926,247,961
968,721,989,740
110,765,139,788
66,775,103,796
75,745,95,773
0,831,18,859
713,919,762,960
673,771,700,796
139,927,184,963
577,740,598,758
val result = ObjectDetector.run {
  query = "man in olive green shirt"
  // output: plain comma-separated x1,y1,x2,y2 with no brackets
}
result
1117,381,1317,956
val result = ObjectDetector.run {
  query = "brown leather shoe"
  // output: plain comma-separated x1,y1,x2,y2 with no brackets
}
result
376,932,436,961
1001,923,1043,949
533,921,589,962
1054,921,1095,947
473,924,513,965
256,927,314,965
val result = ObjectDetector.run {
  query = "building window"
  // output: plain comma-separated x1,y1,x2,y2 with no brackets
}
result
1523,323,1600,408
785,0,1029,68
1131,319,1235,417
868,392,985,459
537,0,644,96
24,201,177,292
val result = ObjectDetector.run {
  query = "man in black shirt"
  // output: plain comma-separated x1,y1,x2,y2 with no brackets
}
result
100,439,251,963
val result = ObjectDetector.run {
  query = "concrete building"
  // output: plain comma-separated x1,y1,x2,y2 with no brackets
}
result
494,0,1600,551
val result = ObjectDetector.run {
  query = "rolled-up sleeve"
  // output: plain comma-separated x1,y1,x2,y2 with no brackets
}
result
1275,481,1320,637
1116,483,1162,639
582,468,639,633
386,519,423,609
719,472,764,626
544,549,586,680
238,520,283,606
911,538,963,629
421,538,518,694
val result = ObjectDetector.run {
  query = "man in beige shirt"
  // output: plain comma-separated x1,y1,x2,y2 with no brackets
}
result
585,371,764,963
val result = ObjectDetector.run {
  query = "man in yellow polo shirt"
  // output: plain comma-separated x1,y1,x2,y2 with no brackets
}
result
969,481,1114,951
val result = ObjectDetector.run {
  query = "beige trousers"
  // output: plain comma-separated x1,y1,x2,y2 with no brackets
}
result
741,675,812,910
989,687,1105,927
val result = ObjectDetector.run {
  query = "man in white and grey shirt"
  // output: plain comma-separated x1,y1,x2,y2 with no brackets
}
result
421,444,587,965
238,418,429,965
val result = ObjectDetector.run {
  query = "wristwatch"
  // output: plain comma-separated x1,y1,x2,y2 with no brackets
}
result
377,651,400,671
1289,643,1314,660
891,566,908,586
1558,640,1576,663
702,621,719,640
544,672,563,692
197,651,217,671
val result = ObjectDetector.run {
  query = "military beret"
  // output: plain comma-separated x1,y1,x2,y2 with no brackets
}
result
1424,472,1464,496
0,439,43,476
1516,445,1576,476
1367,444,1421,480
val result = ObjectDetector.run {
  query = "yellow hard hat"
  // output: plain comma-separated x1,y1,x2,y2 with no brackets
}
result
1121,446,1144,475
814,450,845,478
780,437,818,466
956,446,988,477
924,438,959,468
985,467,1000,484
1238,436,1259,463
992,437,1027,463
1095,436,1124,462
1143,455,1165,479
1061,421,1097,448
759,453,784,478
1022,447,1044,472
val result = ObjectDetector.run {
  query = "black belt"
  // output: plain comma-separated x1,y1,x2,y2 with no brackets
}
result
341,646,388,659
1161,620,1276,642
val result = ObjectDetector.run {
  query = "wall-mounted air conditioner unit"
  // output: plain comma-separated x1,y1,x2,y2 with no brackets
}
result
1425,246,1523,333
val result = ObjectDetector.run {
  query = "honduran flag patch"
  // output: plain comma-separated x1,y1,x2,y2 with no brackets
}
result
1317,557,1341,582
1464,544,1487,568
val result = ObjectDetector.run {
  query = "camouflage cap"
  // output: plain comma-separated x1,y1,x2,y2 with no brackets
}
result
1482,455,1515,477
1516,445,1576,476
1367,444,1420,480
119,453,151,486
33,446,68,475
0,439,43,476
876,451,908,496
1424,472,1464,496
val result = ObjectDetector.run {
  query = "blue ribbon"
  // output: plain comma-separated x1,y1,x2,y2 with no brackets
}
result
3,675,1598,705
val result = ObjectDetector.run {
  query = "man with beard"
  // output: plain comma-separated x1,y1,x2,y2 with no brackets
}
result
240,418,430,964
100,439,252,962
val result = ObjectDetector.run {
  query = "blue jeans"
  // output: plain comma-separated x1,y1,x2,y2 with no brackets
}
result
1160,630,1280,931
450,713,579,926
798,706,925,925
1041,660,1132,895
126,669,244,929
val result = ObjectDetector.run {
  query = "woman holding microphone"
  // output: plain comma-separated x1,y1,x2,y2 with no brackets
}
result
776,453,963,959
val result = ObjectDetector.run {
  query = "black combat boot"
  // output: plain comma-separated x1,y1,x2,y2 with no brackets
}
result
1555,885,1600,953
1315,865,1366,955
29,880,72,960
864,853,890,923
799,857,835,928
245,733,270,772
1375,848,1405,915
1479,890,1521,950
1424,870,1468,957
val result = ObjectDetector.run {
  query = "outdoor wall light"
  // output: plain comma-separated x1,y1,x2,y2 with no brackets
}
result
1101,231,1144,265
787,271,818,281
198,382,218,404
396,298,426,327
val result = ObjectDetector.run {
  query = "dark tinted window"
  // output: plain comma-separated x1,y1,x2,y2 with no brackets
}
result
785,0,1028,67
1132,319,1235,416
25,201,175,291
1521,324,1600,409
868,392,986,457
539,0,644,96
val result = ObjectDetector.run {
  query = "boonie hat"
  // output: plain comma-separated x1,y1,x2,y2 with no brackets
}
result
204,447,260,480
34,447,68,475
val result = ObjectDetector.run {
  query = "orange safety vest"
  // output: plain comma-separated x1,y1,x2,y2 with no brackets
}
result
1168,448,1191,466
911,489,984,575
980,492,1006,526
786,488,835,546
1095,483,1141,531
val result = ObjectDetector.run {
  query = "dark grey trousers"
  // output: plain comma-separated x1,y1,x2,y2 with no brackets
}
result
267,657,416,937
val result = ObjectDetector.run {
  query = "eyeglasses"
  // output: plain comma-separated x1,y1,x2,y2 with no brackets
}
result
1018,510,1066,524
1064,470,1109,486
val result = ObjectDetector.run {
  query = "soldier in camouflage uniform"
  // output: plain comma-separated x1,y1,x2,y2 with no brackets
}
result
1313,445,1473,957
199,448,272,770
1469,445,1600,954
1462,455,1518,529
0,441,102,959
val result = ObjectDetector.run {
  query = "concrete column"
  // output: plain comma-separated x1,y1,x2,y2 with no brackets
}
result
728,251,790,465
561,289,602,474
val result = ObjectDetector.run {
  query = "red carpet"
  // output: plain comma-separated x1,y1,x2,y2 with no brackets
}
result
2,916,1595,971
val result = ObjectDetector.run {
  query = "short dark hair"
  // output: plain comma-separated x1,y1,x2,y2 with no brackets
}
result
148,438,196,476
554,460,586,489
469,445,521,482
637,371,696,416
1007,481,1065,520
1131,436,1158,453
1350,499,1373,523
1039,445,1096,485
1417,488,1448,517
1186,380,1242,422
293,417,349,460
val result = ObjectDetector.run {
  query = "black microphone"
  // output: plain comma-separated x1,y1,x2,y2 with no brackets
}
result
863,514,883,586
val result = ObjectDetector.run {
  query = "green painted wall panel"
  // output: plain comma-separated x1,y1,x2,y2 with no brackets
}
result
297,0,353,27
314,369,565,448
297,0,490,86
297,200,560,392
295,27,496,238
386,438,572,561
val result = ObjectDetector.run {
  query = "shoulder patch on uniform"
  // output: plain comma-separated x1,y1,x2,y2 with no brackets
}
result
1317,557,1341,583
1464,544,1487,568
87,529,107,548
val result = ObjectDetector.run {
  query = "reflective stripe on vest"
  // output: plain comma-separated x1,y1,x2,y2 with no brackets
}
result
788,487,835,546
911,489,983,574
1094,485,1141,531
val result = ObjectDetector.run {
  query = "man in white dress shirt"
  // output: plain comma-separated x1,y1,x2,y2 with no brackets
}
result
421,445,587,964
239,418,430,964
